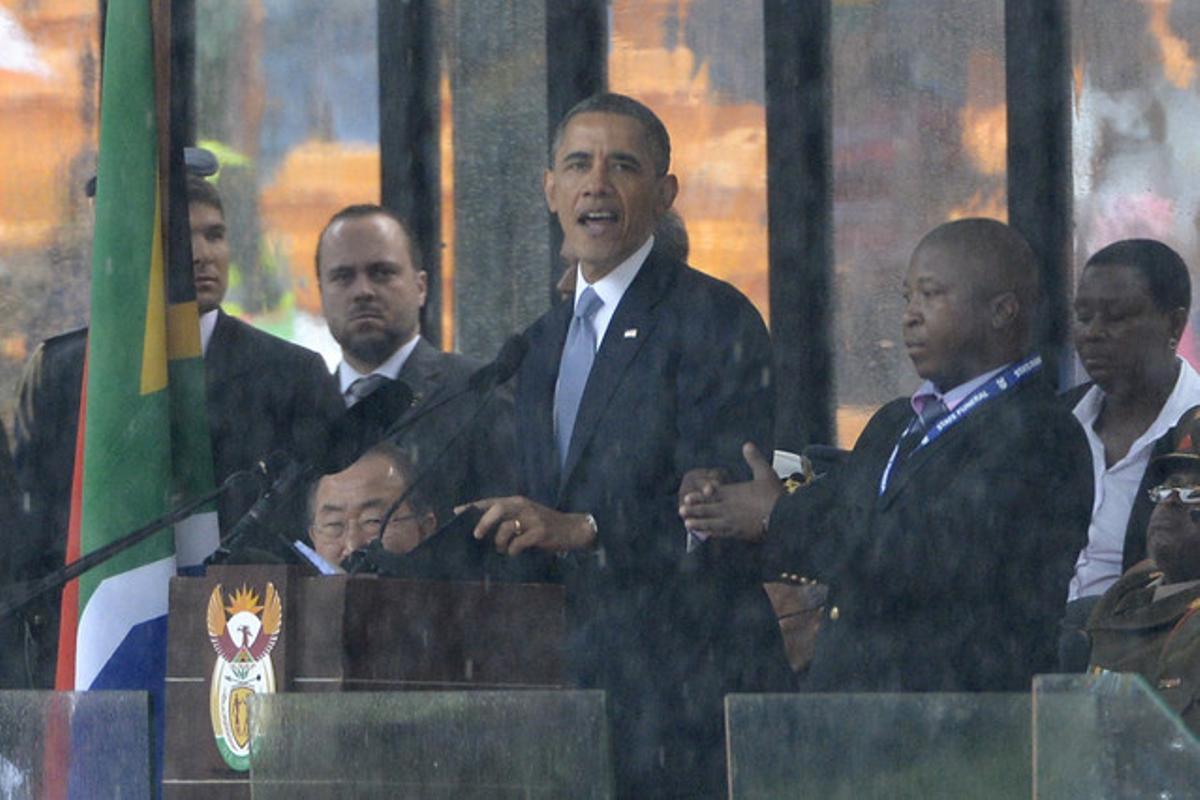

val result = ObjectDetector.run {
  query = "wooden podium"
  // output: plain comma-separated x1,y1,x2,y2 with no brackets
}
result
162,565,565,799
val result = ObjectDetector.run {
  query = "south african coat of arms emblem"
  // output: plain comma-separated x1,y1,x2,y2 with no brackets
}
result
206,583,281,771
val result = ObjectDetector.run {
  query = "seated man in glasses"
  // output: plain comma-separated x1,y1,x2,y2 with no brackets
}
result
1088,404,1200,731
306,443,437,568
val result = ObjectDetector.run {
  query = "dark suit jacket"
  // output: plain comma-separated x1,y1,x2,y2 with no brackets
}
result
387,337,517,519
329,337,528,581
13,328,87,581
204,310,344,546
8,311,341,686
517,249,788,796
0,422,30,689
1061,382,1193,574
767,372,1093,692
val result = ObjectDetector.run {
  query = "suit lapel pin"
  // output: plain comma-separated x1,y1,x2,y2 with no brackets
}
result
623,328,638,339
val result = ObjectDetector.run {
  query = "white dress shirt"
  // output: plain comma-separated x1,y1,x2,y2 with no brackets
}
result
569,234,654,351
1069,358,1200,601
199,308,219,356
909,364,1008,417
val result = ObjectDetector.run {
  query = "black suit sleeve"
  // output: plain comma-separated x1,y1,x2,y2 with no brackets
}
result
670,288,774,583
12,336,84,578
583,284,774,581
468,380,519,501
287,349,346,467
762,399,903,582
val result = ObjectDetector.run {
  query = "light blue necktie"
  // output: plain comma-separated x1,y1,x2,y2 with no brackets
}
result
555,287,604,468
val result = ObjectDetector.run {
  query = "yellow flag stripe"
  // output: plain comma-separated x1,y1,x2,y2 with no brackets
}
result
167,301,203,360
139,183,167,395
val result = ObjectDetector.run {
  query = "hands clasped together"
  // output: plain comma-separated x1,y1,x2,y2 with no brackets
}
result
677,442,784,542
460,442,783,555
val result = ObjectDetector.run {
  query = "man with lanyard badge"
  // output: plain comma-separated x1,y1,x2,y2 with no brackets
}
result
679,218,1094,692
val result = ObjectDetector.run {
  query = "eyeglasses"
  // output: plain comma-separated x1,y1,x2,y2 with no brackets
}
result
313,512,420,543
1147,484,1200,505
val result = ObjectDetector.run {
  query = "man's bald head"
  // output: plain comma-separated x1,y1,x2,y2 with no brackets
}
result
903,218,1040,390
913,218,1040,348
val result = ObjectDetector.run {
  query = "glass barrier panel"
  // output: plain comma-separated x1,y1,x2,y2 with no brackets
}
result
0,3,99,419
725,692,1030,799
194,0,379,367
831,0,1007,447
1033,673,1200,798
0,690,151,799
608,0,770,325
249,689,612,799
1070,0,1200,376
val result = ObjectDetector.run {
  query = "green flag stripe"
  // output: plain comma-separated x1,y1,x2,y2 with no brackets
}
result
78,0,173,612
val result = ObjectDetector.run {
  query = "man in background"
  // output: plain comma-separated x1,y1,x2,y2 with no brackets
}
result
315,205,515,525
681,217,1093,693
306,443,437,568
187,175,344,543
9,163,341,686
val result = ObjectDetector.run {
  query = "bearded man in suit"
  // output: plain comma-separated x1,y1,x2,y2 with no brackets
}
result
681,217,1094,693
460,93,789,798
315,204,516,530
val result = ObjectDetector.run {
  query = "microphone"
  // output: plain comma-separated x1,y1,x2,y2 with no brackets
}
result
328,378,417,469
344,335,530,571
468,334,529,391
385,333,528,439
217,335,524,569
211,379,417,564
208,454,315,563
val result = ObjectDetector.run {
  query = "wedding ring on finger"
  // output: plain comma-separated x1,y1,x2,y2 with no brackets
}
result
513,517,523,537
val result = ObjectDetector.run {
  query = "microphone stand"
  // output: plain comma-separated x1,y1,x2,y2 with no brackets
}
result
204,461,314,566
379,334,527,441
0,479,237,621
347,370,511,574
171,336,528,576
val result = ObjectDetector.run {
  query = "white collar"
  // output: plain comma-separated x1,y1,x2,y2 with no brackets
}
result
572,235,654,313
1073,358,1200,454
910,362,1009,414
199,308,219,356
337,335,420,394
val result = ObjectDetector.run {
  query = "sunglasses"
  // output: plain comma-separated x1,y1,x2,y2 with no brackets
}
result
1147,484,1200,504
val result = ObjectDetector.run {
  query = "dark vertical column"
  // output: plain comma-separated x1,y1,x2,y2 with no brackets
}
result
171,0,196,146
98,0,108,76
1005,0,1073,386
166,0,197,306
451,1,549,359
544,0,606,300
763,0,833,449
379,0,442,345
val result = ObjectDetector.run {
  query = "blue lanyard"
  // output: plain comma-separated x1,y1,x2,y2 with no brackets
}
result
877,354,1043,495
